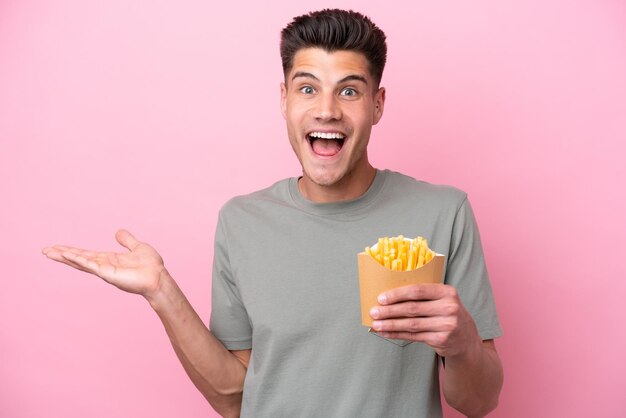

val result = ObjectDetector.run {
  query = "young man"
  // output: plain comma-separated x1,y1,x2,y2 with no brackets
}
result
43,9,503,418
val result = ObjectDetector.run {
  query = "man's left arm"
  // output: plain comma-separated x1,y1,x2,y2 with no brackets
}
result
370,284,503,417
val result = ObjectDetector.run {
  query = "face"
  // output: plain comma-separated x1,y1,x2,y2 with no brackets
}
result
281,48,385,200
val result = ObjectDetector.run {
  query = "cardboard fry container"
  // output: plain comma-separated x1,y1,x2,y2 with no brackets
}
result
358,250,445,327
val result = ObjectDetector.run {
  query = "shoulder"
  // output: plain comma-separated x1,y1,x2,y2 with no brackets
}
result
382,169,468,210
218,178,293,219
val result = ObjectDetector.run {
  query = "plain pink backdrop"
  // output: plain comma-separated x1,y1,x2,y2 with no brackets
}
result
1,0,625,417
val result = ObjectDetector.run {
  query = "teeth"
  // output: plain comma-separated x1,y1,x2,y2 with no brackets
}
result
309,132,345,140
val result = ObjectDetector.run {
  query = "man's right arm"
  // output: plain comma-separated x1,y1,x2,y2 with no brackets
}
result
148,272,248,418
43,229,247,417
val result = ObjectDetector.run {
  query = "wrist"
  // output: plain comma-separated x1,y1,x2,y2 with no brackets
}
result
446,329,483,366
144,267,176,310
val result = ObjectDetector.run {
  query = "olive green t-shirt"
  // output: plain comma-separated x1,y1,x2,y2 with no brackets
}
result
210,169,502,417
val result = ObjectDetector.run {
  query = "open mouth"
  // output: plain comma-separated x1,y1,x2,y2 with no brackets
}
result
307,132,346,157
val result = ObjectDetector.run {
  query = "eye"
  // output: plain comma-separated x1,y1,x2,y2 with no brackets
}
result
299,86,315,94
340,87,358,97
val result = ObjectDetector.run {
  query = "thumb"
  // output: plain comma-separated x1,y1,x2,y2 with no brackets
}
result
116,229,140,251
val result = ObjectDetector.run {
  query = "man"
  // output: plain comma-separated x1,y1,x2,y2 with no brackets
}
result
43,9,503,418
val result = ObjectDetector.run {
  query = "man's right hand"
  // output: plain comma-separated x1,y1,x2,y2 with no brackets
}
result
42,229,167,301
43,229,248,416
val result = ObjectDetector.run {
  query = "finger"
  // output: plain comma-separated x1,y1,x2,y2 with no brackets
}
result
43,245,75,254
43,250,94,274
44,245,98,258
378,284,453,305
43,248,67,261
57,259,93,274
65,248,100,258
44,248,73,264
370,300,441,320
42,247,55,257
116,229,140,251
44,247,84,262
371,316,447,333
61,251,100,273
375,331,441,346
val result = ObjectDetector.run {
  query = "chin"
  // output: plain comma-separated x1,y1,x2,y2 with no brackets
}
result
305,170,343,188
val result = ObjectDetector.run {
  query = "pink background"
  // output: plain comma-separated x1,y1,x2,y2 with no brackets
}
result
1,0,625,417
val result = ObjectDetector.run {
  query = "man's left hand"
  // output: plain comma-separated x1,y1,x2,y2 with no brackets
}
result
370,284,482,358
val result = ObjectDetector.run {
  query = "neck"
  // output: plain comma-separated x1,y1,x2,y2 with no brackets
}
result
298,163,377,203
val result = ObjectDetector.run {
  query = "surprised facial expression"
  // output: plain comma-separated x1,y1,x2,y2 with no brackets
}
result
281,48,385,196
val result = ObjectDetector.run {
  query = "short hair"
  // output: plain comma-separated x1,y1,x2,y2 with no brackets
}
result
280,9,387,87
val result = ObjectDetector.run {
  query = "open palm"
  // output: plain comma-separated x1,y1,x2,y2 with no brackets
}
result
43,229,166,298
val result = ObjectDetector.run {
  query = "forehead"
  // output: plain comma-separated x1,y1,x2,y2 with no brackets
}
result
288,48,372,83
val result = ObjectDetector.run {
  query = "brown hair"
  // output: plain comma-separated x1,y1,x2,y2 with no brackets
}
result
280,9,387,86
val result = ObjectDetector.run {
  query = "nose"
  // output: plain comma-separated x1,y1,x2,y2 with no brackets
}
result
315,92,342,121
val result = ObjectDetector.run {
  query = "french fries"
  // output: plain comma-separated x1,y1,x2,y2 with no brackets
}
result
364,235,435,271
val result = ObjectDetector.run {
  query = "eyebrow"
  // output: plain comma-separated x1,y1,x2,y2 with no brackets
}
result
292,71,320,82
291,72,368,85
338,74,368,85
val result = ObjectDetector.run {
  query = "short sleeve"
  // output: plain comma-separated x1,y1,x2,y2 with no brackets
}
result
445,197,502,340
209,211,253,350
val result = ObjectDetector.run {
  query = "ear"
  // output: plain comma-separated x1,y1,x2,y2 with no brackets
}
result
373,87,386,125
280,82,287,120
